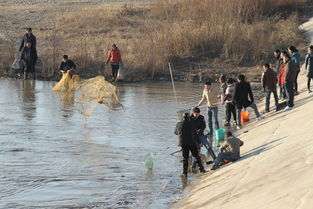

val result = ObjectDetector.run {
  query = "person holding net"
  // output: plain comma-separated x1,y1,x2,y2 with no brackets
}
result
59,55,76,78
175,113,206,178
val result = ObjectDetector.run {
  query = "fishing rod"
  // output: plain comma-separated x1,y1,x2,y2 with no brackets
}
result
168,62,178,105
170,149,182,155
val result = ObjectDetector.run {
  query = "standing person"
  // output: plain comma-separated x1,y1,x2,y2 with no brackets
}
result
197,81,220,136
211,131,244,170
19,27,36,52
219,74,227,98
279,51,288,100
234,74,263,129
175,113,206,178
304,45,313,93
59,55,76,78
288,46,301,95
21,41,37,80
190,107,216,162
222,78,237,126
219,74,227,123
106,44,122,82
261,63,279,112
274,49,285,99
282,51,298,110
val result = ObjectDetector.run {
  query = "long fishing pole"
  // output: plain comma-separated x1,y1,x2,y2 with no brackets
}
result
168,63,178,105
170,149,182,155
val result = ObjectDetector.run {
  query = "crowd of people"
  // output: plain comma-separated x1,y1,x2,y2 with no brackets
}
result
17,28,122,81
175,45,313,178
15,28,313,178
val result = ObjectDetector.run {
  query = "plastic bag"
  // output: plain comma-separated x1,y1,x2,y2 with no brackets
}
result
144,153,155,171
12,52,22,70
116,64,124,81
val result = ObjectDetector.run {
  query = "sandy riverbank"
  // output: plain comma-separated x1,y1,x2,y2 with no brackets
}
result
172,18,313,209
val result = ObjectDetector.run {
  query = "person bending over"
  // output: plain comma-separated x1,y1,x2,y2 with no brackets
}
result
59,55,76,78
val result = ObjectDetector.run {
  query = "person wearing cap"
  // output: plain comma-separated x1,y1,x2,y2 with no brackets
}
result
211,131,244,170
197,81,220,136
106,44,122,82
21,41,37,80
175,113,206,178
59,55,76,78
190,107,216,162
19,27,36,52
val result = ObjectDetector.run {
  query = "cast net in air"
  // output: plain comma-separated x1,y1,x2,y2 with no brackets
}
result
52,72,122,117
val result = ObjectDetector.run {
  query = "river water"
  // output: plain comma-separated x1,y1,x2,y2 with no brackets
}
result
0,78,225,209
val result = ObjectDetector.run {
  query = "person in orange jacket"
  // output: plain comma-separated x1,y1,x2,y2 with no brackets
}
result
106,44,122,81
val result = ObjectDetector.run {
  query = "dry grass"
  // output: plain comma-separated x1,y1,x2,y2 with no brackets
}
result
0,0,309,80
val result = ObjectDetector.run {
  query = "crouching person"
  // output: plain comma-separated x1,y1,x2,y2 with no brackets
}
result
175,113,206,178
211,131,244,170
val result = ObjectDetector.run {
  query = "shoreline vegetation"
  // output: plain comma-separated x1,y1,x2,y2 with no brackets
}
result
0,0,311,82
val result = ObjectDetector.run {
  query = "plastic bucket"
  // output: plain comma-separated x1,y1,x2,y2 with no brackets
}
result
241,111,249,122
215,129,225,141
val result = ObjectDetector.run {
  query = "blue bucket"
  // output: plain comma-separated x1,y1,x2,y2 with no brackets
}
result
215,129,225,141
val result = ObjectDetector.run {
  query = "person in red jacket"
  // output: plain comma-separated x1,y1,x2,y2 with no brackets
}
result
106,44,122,82
279,52,287,100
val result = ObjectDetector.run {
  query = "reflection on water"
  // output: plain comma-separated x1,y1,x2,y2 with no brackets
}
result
0,78,224,209
20,80,37,120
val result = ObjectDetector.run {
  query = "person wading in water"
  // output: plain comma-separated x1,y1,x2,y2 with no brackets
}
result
59,55,76,79
21,41,37,80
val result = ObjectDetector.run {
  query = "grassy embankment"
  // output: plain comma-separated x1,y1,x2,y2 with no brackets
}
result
0,0,309,81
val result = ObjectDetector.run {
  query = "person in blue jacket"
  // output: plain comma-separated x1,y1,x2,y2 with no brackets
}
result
288,46,301,95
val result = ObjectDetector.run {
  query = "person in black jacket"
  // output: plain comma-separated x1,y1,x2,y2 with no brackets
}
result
234,74,262,129
59,55,76,78
190,107,216,162
175,113,205,178
19,27,36,52
21,41,38,80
